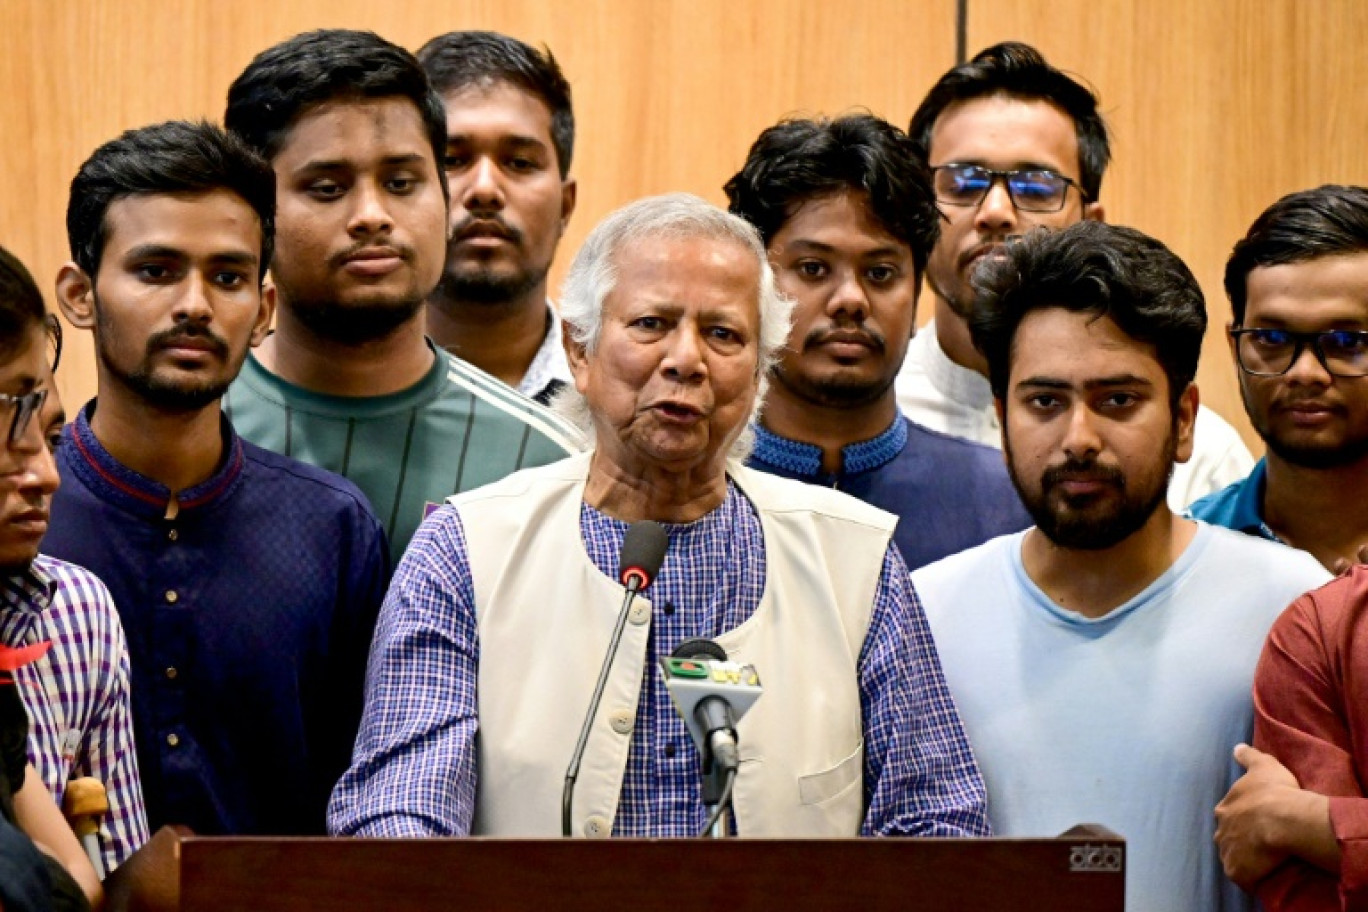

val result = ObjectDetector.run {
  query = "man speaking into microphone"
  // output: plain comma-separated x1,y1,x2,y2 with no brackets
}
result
329,194,988,838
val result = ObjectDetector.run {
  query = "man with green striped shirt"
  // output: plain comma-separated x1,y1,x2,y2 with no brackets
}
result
222,30,584,555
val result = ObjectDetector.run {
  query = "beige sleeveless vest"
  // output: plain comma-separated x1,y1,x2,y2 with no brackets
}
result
452,452,895,836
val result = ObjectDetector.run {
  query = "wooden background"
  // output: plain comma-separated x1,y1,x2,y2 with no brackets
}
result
1,0,1365,451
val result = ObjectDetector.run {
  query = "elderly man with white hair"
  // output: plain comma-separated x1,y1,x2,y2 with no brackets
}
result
328,194,988,838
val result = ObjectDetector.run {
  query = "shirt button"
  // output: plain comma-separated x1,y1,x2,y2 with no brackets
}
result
662,601,676,616
628,602,650,626
165,590,179,604
165,667,178,680
664,743,676,759
166,733,180,747
167,529,179,542
608,708,633,735
582,814,609,838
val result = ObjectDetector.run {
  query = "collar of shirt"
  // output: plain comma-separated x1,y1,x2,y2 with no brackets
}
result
750,416,908,481
1189,458,1281,541
0,561,53,646
235,338,453,420
918,320,995,412
519,303,573,401
65,401,246,520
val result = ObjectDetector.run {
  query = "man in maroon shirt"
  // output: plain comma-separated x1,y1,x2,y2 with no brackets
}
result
1214,185,1368,910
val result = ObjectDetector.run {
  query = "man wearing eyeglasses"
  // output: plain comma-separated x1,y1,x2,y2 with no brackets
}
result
1207,186,1368,909
0,247,149,874
895,41,1253,510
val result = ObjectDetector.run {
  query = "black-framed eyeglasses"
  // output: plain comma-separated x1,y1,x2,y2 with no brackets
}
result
1231,327,1368,378
931,164,1086,213
0,388,47,446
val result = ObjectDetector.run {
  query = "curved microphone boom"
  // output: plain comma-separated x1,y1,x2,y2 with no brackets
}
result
561,520,668,836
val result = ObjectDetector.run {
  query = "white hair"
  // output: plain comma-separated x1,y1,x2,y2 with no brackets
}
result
553,193,794,461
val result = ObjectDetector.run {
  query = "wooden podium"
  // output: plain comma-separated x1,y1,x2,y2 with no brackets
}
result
106,824,1124,911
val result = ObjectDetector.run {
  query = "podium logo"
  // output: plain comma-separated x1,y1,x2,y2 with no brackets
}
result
1069,844,1123,873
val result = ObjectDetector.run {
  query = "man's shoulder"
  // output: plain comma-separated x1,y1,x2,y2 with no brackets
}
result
436,352,587,454
239,438,383,530
1188,522,1332,607
910,534,1021,627
912,533,1017,591
900,418,1010,479
30,554,121,633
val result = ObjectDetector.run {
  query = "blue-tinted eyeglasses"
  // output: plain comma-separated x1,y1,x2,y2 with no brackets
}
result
932,164,1085,213
1232,327,1368,378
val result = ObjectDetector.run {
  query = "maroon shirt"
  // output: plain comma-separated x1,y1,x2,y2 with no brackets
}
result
1254,565,1368,909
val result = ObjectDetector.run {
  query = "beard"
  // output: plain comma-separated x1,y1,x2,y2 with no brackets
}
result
433,259,547,309
1245,387,1368,469
773,362,893,409
287,294,425,346
96,309,237,413
1006,429,1176,551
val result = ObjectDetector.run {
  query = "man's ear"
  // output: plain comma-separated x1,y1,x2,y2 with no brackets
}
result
54,264,97,330
559,177,578,235
250,282,276,347
563,321,591,394
1083,199,1106,223
1173,382,1200,465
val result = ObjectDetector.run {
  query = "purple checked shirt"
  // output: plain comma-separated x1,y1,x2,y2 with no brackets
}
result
1,555,148,869
330,480,989,838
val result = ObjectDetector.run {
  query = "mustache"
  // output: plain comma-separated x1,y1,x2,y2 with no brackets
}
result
1041,457,1125,489
147,325,229,358
802,325,886,353
450,215,523,245
328,241,416,270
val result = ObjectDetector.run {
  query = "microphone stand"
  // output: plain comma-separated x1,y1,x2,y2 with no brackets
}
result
561,580,644,837
699,759,737,838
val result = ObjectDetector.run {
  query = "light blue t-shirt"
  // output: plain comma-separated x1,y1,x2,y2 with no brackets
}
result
914,522,1330,912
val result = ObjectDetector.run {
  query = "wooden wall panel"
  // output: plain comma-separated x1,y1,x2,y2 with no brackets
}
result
0,0,956,411
968,0,1368,451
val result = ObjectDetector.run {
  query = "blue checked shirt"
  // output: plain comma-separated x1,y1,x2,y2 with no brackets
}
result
0,555,148,869
330,480,988,838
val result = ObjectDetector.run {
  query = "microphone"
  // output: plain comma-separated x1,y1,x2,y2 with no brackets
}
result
561,520,668,837
662,640,762,775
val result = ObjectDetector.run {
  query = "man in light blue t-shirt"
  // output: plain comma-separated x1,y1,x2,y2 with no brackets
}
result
912,220,1329,912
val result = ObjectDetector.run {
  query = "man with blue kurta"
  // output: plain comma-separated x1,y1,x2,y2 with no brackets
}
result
725,114,1028,571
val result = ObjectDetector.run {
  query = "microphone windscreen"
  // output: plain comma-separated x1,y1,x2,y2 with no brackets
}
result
671,638,727,662
618,520,669,588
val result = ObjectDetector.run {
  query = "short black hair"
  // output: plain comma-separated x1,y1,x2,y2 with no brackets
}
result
970,220,1206,410
0,246,50,361
417,30,575,178
1225,185,1368,325
723,114,939,276
909,41,1110,202
67,119,275,280
225,28,447,184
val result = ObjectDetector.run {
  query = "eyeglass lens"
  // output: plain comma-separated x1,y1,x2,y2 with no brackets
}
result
933,165,1071,212
1236,329,1368,377
3,388,47,446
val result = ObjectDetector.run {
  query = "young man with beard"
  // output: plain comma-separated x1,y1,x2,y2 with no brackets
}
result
44,121,389,836
223,30,583,556
725,114,1028,571
417,31,576,404
894,41,1252,510
910,220,1329,912
0,247,147,875
1204,186,1368,909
